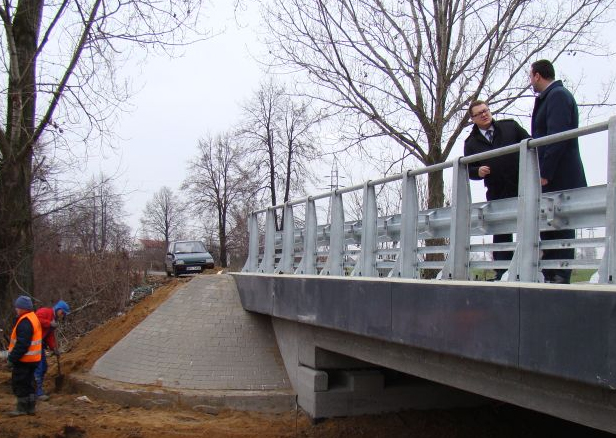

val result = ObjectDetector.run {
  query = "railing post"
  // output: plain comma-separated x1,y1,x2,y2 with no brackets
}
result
441,157,471,280
389,173,419,278
241,212,260,272
321,191,345,276
258,208,276,273
352,182,377,277
599,116,616,283
275,203,295,274
510,139,541,282
296,198,317,275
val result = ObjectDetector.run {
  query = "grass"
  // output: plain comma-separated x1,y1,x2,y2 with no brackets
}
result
570,269,594,283
470,269,596,283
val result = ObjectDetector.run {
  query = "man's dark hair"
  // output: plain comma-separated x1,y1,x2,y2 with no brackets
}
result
468,100,487,117
531,59,555,80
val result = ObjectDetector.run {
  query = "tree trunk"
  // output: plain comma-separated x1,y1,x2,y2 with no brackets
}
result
423,142,446,278
427,170,445,209
426,138,445,209
218,210,228,268
219,231,228,268
280,139,292,233
0,0,43,332
0,154,35,332
284,139,292,203
267,126,282,231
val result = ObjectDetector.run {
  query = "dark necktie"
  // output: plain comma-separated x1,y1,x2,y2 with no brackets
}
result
485,129,493,143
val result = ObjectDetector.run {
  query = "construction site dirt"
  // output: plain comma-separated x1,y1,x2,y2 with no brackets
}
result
0,277,611,438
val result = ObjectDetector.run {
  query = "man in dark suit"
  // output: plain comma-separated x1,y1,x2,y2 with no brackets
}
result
464,100,530,280
530,59,587,284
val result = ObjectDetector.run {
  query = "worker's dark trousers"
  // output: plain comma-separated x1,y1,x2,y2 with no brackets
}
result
12,362,38,398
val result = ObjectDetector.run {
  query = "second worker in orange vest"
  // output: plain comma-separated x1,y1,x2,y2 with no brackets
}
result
7,295,42,416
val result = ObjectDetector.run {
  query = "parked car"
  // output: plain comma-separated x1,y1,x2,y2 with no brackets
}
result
165,240,215,277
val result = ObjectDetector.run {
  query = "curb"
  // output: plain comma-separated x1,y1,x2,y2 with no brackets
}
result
68,372,296,414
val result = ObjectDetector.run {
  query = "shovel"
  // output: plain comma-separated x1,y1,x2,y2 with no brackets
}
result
54,354,65,391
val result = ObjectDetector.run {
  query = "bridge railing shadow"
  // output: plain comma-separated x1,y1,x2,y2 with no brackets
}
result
243,116,616,284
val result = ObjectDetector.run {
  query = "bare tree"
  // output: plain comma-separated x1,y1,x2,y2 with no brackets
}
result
280,93,324,205
61,175,130,255
0,0,205,329
141,187,185,250
241,79,282,212
183,133,255,268
33,198,133,342
240,78,323,228
226,201,259,269
262,0,615,210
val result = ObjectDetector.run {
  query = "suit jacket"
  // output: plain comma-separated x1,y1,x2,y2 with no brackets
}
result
464,119,530,201
531,80,587,192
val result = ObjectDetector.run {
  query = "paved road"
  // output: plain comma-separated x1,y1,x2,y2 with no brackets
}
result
93,274,290,391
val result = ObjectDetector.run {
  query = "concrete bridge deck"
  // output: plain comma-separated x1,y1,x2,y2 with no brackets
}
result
233,272,616,434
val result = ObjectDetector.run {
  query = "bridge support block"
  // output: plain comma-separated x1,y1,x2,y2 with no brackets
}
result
273,318,486,419
298,365,328,392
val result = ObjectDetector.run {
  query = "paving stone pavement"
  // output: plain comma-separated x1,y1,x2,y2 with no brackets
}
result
91,275,291,391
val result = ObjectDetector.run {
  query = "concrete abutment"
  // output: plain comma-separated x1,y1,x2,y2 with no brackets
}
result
272,318,488,419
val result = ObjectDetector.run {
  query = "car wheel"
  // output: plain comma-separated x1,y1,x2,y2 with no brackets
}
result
173,266,178,277
166,270,171,277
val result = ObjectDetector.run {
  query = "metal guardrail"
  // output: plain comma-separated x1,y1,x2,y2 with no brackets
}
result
243,116,616,283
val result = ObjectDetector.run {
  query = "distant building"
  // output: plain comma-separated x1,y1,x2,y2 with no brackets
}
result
135,239,166,271
137,239,166,252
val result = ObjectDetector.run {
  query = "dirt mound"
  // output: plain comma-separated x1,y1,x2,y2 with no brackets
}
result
0,274,308,438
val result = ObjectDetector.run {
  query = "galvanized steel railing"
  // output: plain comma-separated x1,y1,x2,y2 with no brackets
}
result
243,116,616,283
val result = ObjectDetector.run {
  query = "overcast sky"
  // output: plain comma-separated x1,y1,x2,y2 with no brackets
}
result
82,1,615,237
83,0,265,235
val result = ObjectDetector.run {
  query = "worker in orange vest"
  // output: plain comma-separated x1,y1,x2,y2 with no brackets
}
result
7,295,42,416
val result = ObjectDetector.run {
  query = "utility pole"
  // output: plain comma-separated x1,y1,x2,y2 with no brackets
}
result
323,158,344,223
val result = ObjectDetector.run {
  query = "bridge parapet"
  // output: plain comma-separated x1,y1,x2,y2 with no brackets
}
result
243,116,616,283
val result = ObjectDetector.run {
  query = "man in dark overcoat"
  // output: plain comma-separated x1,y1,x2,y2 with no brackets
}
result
530,59,587,284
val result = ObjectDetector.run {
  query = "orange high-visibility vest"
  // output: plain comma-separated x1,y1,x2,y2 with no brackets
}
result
9,312,43,362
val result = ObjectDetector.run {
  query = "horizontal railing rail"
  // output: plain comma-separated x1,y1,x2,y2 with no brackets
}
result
243,116,616,284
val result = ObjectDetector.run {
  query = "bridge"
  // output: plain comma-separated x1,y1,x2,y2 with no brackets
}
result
233,116,616,433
